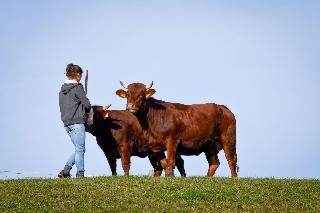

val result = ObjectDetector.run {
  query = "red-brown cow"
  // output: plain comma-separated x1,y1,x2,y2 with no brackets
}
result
90,105,186,176
116,82,238,177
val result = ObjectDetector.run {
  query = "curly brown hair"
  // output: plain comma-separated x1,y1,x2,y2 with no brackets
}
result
66,63,83,79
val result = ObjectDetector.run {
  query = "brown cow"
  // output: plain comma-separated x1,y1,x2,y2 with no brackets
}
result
116,82,238,177
90,105,186,176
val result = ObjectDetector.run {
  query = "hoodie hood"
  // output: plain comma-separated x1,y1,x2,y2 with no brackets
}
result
61,83,79,94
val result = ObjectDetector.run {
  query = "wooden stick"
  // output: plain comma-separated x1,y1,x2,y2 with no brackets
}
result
84,69,88,95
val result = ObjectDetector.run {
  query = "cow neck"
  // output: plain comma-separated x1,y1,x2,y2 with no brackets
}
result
135,98,154,130
93,118,109,136
93,122,103,135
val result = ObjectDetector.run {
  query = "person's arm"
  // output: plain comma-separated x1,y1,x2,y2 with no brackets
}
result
75,83,91,112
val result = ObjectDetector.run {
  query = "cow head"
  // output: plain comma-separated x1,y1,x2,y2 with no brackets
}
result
91,105,112,122
116,81,156,113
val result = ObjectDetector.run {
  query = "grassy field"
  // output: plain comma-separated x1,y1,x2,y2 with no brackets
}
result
0,176,319,212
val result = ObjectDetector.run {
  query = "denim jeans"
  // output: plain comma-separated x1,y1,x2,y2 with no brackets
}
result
65,123,86,173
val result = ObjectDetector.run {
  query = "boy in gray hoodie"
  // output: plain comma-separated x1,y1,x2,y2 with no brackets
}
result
58,63,91,178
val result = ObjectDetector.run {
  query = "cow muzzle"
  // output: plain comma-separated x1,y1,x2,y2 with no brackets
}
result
85,108,94,125
126,104,139,113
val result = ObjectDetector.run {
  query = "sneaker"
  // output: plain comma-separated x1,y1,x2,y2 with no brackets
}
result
58,170,71,178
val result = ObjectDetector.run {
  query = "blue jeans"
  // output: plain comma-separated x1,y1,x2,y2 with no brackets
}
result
65,124,86,173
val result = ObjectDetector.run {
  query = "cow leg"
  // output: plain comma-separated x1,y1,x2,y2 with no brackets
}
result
96,136,117,176
118,145,131,176
148,154,163,176
96,137,117,176
165,140,178,176
205,150,220,176
223,145,237,177
105,151,117,176
175,154,186,177
153,151,168,176
221,127,238,178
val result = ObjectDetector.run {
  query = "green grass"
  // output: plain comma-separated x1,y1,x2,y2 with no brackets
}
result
0,176,319,212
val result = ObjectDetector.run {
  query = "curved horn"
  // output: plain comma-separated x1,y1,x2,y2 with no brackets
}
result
102,104,112,111
146,81,154,90
120,81,128,90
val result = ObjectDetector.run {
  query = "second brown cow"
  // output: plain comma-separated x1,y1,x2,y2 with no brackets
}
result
90,105,186,176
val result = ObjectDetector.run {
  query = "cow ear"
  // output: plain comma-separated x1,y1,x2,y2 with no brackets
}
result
103,111,110,119
116,89,127,98
146,89,156,98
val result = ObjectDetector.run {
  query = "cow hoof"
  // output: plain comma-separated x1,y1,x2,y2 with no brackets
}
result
165,170,174,177
154,171,162,177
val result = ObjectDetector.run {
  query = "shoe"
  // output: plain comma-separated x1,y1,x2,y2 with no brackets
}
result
76,171,85,178
58,170,71,178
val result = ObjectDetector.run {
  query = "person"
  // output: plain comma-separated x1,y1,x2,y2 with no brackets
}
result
58,63,91,178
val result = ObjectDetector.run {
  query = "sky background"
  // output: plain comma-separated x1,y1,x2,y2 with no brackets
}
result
0,0,319,179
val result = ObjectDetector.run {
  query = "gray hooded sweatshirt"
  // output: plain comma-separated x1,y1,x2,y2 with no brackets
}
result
59,82,91,126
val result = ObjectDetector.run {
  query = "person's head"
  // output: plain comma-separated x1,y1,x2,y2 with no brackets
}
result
66,63,83,82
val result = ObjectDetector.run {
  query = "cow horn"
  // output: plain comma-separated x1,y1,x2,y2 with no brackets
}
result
102,104,112,111
146,81,153,90
120,81,128,90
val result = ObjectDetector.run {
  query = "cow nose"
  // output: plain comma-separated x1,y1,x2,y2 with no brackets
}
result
126,103,138,113
126,103,135,110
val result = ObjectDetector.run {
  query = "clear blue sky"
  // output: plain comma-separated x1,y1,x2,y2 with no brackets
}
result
1,0,319,179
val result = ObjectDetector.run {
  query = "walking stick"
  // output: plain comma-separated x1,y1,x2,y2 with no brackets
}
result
84,69,91,124
84,69,88,95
